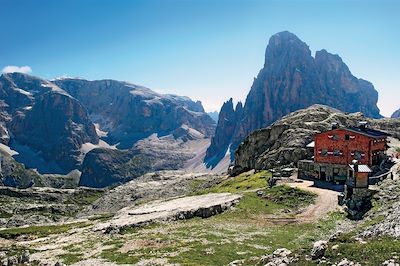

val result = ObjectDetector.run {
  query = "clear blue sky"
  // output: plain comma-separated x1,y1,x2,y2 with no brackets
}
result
1,0,399,116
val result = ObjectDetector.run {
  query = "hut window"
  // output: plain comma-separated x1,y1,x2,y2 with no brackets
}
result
333,149,341,156
345,134,350,140
354,151,362,160
321,149,328,157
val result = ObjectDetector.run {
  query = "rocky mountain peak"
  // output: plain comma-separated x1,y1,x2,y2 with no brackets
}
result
265,31,311,69
206,31,382,168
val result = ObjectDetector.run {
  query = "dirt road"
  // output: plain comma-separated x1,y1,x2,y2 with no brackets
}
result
287,178,341,222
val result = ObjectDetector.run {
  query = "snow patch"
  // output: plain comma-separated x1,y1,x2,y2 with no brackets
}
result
13,88,32,96
94,123,108,138
0,143,19,156
80,140,117,154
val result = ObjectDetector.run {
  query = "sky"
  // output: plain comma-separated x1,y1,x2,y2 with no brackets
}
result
0,0,399,116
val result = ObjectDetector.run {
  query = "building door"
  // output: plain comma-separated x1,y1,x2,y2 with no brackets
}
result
320,166,327,181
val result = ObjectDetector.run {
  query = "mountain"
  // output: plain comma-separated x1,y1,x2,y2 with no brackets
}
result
0,73,216,187
392,108,400,118
54,78,215,149
206,31,382,167
231,105,400,175
207,111,219,123
0,73,98,173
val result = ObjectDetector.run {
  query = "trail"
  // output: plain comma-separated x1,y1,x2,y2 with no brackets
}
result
289,178,341,222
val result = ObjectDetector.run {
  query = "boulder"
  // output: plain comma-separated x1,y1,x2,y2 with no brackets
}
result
310,240,328,260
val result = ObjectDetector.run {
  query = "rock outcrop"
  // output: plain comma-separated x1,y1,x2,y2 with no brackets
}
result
94,193,241,232
207,31,382,166
231,105,400,175
392,108,400,118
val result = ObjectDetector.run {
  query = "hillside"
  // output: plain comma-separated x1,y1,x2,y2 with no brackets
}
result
232,105,400,175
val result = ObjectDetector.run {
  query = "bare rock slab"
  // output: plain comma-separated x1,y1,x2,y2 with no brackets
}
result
94,193,241,232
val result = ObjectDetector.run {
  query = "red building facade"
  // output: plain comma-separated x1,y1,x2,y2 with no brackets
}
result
298,124,389,183
314,128,388,167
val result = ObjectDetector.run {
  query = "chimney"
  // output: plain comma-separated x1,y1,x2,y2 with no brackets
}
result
352,159,359,172
331,122,338,130
358,121,368,131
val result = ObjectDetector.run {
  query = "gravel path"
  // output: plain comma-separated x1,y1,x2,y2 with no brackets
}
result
287,178,341,222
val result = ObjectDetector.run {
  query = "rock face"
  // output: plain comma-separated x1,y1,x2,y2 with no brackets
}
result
55,78,215,148
205,99,243,167
0,73,98,173
392,108,400,118
206,31,382,166
231,105,400,175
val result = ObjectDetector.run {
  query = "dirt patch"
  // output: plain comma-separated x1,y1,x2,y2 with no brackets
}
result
120,239,172,253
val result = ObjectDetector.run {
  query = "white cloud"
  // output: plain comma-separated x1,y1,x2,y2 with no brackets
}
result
1,65,32,74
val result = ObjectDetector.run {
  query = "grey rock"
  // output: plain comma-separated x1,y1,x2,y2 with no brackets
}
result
18,250,29,263
272,248,292,258
311,240,328,260
382,259,399,266
6,256,18,266
337,258,360,266
259,248,293,266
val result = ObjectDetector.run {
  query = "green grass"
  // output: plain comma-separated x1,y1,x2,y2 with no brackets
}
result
64,190,104,206
0,222,89,240
264,184,317,210
0,212,13,218
58,252,84,265
197,170,271,194
322,237,400,265
87,213,115,222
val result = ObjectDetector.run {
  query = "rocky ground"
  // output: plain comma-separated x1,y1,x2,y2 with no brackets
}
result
0,168,399,265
